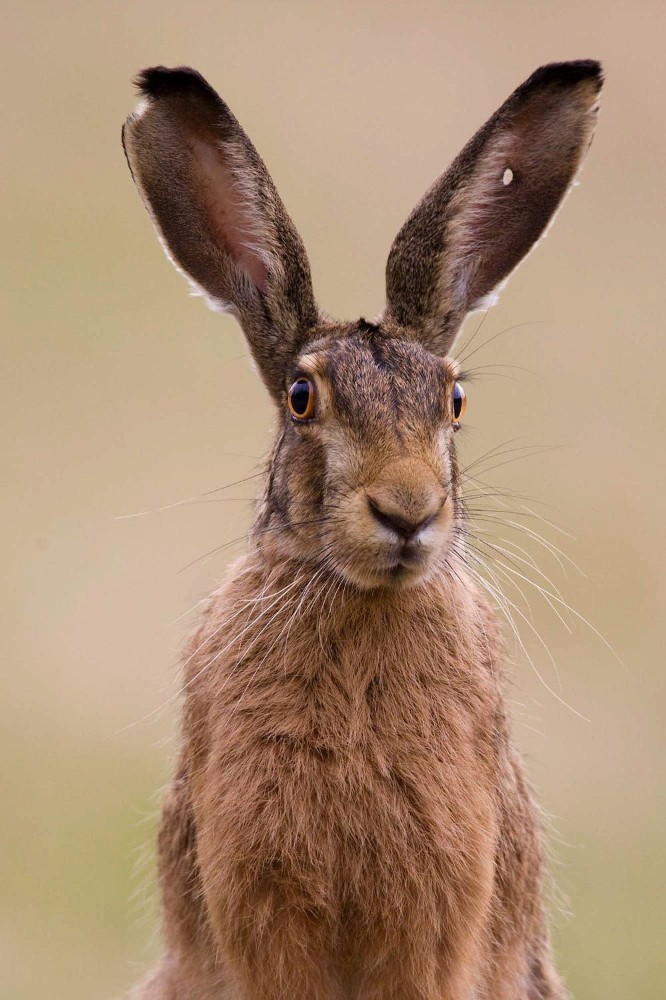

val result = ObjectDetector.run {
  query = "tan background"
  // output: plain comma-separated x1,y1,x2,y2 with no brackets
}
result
2,1,664,997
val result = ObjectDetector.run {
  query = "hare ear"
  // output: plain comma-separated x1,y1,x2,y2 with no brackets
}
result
383,61,603,356
122,66,318,400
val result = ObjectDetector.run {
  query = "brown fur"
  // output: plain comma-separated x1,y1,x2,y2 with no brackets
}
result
122,67,318,402
123,62,603,998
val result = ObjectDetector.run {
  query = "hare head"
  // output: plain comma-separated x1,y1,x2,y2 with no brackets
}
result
123,62,601,591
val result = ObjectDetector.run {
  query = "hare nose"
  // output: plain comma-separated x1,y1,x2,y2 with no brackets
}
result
367,495,443,542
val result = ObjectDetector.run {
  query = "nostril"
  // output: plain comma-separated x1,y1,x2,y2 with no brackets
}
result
367,497,438,541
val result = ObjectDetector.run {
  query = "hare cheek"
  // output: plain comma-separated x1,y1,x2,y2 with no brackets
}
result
431,496,455,547
335,488,376,543
437,426,456,463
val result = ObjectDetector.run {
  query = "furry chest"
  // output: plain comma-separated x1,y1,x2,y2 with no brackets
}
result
199,683,498,910
194,715,499,986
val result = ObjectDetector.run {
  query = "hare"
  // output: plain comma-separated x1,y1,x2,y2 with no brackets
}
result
123,60,602,999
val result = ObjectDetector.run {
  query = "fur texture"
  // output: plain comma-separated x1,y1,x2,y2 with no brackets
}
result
123,61,603,998
384,60,602,355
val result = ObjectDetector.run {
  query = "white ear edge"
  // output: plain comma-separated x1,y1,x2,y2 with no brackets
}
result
125,95,232,313
132,96,151,120
126,92,283,312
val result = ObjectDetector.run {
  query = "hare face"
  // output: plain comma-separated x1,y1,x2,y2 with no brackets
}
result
264,321,463,590
123,61,601,590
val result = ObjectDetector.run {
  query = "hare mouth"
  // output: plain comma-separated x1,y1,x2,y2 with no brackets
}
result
395,541,426,565
379,543,435,586
327,540,435,591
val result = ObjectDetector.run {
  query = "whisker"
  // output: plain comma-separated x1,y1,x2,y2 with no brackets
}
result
176,514,332,574
114,574,305,734
456,319,550,367
464,552,589,722
113,470,264,520
454,303,492,363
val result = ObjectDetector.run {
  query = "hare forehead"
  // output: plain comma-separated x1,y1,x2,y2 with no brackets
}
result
309,330,454,430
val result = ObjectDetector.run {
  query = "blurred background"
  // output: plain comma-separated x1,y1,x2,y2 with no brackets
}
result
2,1,665,996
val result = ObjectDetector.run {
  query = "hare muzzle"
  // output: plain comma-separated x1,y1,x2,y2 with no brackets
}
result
350,459,452,587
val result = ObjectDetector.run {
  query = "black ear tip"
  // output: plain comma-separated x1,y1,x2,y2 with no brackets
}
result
134,65,216,100
520,59,604,93
526,60,604,94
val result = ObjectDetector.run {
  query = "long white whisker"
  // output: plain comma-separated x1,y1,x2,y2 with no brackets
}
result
114,575,304,735
464,553,589,722
227,568,327,716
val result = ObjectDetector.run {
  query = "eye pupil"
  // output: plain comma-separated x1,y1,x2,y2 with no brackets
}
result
291,380,310,415
452,382,466,422
288,378,316,420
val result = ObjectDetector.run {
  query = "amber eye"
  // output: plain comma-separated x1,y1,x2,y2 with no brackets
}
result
288,378,316,421
452,382,467,424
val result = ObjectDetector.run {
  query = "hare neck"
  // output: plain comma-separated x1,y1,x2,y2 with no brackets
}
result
216,550,499,686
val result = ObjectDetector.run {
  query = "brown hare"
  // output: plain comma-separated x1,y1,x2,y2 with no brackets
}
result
123,60,602,999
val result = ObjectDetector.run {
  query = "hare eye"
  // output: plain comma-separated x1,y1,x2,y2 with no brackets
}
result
288,378,316,421
452,382,466,425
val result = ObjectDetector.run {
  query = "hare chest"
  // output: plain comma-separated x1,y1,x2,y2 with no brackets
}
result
193,636,501,990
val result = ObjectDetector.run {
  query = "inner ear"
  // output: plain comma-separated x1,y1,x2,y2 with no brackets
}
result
383,61,602,357
122,66,319,402
191,137,269,294
450,88,599,312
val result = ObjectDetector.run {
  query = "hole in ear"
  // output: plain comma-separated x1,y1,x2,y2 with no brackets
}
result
502,167,514,186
